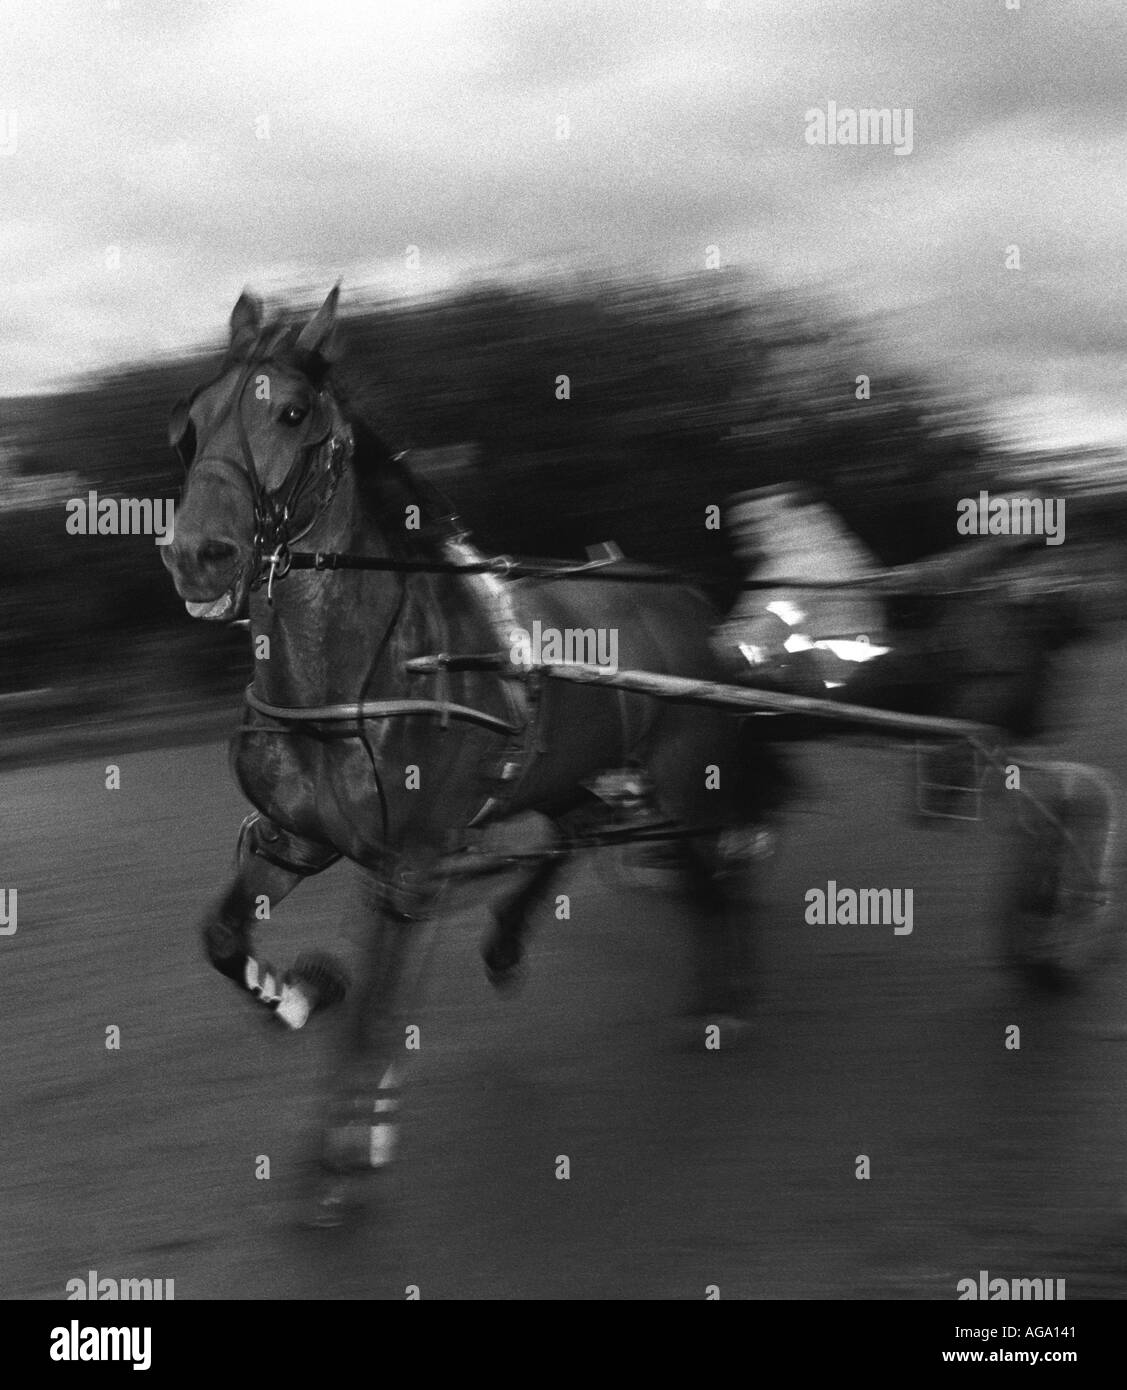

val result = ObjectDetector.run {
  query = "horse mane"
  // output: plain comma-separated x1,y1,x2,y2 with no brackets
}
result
346,412,457,559
226,320,333,387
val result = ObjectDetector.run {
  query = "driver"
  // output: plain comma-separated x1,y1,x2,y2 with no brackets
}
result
714,482,886,695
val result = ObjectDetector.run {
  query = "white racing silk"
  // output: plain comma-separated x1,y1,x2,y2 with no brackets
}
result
717,486,889,688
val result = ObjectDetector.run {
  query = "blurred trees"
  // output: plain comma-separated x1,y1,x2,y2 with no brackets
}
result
341,272,994,581
1,269,1007,699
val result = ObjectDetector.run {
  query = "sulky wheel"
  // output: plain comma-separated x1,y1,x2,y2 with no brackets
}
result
1001,760,1120,986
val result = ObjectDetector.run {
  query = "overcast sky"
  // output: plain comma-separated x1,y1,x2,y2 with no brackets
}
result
1,0,1124,452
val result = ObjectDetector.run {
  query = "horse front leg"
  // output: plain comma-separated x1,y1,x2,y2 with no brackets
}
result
312,859,442,1223
202,812,347,1028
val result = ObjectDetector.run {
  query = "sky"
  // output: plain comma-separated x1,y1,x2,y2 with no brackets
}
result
1,0,1125,453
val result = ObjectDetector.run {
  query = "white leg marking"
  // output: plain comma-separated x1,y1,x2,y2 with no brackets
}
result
369,1122,397,1167
276,983,311,1030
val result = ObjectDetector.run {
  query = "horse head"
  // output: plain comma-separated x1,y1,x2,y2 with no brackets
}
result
162,286,352,621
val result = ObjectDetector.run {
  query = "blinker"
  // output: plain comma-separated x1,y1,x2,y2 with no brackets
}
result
169,398,196,470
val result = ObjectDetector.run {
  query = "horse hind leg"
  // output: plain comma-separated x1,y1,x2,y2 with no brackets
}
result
481,819,570,990
679,832,756,1026
643,714,761,1028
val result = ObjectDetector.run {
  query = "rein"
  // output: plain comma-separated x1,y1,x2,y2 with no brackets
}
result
173,344,1048,604
280,550,1044,599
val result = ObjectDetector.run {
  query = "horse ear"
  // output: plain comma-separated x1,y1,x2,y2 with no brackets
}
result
229,290,264,349
295,283,342,362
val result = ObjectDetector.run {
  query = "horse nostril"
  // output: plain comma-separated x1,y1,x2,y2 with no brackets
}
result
197,540,239,567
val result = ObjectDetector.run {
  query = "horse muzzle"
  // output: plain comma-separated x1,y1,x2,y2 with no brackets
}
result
161,536,252,622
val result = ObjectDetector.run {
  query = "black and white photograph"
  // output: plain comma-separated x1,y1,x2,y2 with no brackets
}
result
2,0,1126,1342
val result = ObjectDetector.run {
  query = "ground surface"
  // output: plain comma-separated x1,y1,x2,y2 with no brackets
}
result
4,636,1127,1300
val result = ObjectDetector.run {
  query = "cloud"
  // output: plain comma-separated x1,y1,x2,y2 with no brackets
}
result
0,0,1123,448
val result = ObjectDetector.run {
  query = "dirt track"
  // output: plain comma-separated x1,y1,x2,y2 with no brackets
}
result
4,635,1127,1300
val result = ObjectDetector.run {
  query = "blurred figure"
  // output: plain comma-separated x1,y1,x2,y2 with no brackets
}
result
840,508,1106,828
843,504,1090,737
713,482,888,693
705,481,888,832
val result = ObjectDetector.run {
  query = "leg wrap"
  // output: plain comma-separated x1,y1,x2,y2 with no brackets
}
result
204,816,339,984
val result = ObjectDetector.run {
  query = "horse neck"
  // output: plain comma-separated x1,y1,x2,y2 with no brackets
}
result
248,457,445,707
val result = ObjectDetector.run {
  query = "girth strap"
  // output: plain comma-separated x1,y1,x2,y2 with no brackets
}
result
243,684,519,736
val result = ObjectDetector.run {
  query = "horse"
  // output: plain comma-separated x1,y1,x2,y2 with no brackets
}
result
160,287,763,1221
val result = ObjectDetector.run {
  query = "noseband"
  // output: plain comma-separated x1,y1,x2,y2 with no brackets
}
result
171,347,350,599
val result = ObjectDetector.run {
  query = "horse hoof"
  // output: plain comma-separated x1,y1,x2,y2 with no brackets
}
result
282,951,350,1027
303,1177,355,1229
304,1188,347,1229
243,957,292,1020
483,955,525,994
482,929,525,993
302,1171,376,1229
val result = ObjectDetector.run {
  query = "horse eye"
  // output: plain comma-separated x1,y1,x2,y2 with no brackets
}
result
280,404,308,427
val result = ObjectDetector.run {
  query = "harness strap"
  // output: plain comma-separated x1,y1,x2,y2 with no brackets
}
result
243,685,518,736
174,342,344,600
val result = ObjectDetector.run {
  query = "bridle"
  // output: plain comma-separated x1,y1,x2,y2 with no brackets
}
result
170,345,350,600
169,335,526,815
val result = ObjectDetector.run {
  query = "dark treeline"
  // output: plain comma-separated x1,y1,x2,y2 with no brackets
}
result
0,271,1045,709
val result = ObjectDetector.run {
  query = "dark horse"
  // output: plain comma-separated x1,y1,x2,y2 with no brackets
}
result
162,288,758,1219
